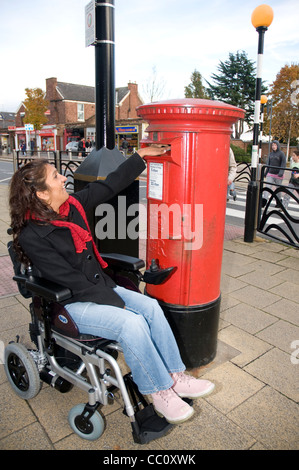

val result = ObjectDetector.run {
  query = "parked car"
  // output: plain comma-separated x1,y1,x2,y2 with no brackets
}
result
65,141,79,151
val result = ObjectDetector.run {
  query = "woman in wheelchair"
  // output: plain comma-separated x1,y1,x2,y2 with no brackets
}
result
9,146,214,425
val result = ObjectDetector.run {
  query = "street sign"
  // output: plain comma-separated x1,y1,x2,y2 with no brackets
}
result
85,0,96,47
116,127,138,133
25,124,34,131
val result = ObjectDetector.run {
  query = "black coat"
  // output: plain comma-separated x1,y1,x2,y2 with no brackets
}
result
19,153,146,308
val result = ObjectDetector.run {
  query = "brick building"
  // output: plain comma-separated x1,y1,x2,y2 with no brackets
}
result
14,77,145,152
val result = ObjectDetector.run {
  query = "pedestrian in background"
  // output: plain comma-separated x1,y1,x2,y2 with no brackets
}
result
227,148,237,202
263,140,286,207
282,150,299,210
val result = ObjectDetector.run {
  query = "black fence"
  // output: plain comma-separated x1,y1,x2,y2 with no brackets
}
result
15,150,84,192
258,165,299,248
235,162,251,184
15,150,253,191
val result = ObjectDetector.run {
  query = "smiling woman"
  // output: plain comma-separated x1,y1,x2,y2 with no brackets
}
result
36,164,68,213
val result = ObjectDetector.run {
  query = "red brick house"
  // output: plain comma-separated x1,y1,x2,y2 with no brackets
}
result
14,78,144,152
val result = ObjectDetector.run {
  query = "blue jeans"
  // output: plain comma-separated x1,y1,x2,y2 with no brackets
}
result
65,286,185,394
227,182,236,199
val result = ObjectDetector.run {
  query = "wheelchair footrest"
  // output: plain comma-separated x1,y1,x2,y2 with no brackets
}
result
132,404,173,444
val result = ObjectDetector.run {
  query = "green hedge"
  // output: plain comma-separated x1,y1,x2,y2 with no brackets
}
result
231,144,252,163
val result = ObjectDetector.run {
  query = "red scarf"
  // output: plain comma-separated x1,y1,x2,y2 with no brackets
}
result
28,196,107,269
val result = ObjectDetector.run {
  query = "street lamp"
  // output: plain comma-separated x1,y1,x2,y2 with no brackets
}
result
259,94,268,163
244,4,274,242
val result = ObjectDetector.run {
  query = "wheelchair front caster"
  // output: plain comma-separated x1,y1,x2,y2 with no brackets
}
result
68,404,105,441
4,342,41,399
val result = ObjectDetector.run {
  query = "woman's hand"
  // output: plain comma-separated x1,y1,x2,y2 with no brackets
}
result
137,145,171,158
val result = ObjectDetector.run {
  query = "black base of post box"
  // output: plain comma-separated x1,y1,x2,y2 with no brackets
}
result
154,295,221,369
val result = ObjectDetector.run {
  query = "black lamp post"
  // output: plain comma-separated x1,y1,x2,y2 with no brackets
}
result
95,0,115,150
244,4,274,242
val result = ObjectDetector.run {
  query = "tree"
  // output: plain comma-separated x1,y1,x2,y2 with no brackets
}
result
263,64,299,159
23,88,49,145
184,70,208,99
142,66,167,103
206,51,266,138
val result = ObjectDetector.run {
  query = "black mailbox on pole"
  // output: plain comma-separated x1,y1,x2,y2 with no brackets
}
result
74,0,139,257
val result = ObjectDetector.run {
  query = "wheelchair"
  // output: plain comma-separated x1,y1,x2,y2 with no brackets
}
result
4,240,180,444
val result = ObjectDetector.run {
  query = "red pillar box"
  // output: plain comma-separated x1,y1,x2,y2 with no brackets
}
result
137,99,244,368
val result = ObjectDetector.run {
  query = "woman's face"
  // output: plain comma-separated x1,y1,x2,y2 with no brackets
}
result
37,164,68,212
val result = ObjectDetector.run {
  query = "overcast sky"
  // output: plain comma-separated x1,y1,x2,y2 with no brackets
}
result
0,0,298,112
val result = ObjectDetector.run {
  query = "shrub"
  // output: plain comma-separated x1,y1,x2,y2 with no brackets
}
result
231,144,251,163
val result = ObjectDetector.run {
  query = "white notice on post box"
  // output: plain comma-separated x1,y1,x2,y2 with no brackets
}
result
149,162,163,200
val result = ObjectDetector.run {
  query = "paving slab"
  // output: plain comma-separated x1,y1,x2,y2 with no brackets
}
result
157,400,256,450
263,298,299,326
204,362,264,414
237,269,283,290
244,348,299,403
229,285,281,309
269,281,299,303
277,256,299,271
0,422,53,450
220,302,278,335
228,386,299,450
220,273,247,295
272,268,299,285
218,325,272,368
256,320,299,354
0,382,37,441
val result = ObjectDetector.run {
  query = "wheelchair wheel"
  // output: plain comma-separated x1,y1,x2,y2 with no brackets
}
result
4,343,41,399
68,404,105,441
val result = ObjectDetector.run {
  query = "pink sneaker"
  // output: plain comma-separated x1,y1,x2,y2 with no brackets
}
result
172,372,215,398
151,388,194,424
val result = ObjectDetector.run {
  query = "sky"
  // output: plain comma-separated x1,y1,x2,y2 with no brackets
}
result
0,0,298,112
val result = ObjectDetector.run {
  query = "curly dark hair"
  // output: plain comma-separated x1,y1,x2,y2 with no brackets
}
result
9,159,59,265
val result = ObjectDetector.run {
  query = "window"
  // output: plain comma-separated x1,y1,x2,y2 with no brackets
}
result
77,103,84,121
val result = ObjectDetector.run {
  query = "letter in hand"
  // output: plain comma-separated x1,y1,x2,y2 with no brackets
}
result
137,145,171,158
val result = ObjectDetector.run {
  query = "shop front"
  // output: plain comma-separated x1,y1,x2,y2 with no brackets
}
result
15,125,57,151
39,127,56,150
0,133,9,153
115,125,139,155
64,127,84,150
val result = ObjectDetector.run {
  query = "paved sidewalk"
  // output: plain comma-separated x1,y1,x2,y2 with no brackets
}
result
0,183,298,450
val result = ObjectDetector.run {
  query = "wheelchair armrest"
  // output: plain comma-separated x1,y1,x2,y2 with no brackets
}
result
13,274,72,302
101,253,145,271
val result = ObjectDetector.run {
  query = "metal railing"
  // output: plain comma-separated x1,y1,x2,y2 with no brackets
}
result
235,161,251,184
14,151,253,188
257,165,299,248
14,150,85,192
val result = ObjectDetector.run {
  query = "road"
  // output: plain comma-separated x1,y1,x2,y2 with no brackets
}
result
0,161,14,185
